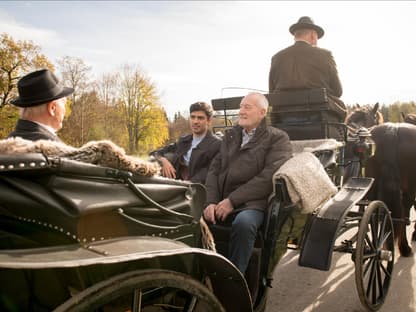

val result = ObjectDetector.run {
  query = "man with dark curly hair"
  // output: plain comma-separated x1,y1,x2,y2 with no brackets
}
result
150,101,221,184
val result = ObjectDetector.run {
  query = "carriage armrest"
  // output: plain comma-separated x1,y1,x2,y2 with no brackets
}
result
0,153,50,172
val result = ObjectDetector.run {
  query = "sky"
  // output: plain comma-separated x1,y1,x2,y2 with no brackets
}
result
1,1,416,119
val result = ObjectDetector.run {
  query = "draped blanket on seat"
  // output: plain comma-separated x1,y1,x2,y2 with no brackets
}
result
272,150,338,214
0,137,160,177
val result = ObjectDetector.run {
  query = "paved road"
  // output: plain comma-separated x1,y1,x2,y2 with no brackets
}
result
266,209,416,312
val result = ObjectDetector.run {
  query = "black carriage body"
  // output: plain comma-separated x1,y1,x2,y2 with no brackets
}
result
0,154,252,312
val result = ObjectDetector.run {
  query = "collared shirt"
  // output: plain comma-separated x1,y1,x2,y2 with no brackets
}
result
183,134,205,165
241,128,256,147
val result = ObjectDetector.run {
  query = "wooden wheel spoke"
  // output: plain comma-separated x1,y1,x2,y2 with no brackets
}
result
366,259,376,299
364,232,376,251
132,288,142,312
378,230,392,250
379,261,391,278
370,214,379,243
363,257,374,279
376,212,388,245
376,261,384,300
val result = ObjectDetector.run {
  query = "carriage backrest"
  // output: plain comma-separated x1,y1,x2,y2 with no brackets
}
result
211,89,346,141
268,88,346,140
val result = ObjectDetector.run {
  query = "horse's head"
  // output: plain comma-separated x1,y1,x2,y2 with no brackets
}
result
345,103,384,131
401,112,416,125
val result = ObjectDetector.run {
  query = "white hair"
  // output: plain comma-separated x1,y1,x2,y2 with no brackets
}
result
246,92,269,110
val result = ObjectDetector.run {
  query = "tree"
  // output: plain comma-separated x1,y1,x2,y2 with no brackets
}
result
57,56,92,144
94,72,119,138
0,33,54,109
118,64,168,154
0,104,19,138
60,91,103,146
168,111,189,144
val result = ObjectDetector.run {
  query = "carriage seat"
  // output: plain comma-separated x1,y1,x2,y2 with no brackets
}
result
0,153,204,246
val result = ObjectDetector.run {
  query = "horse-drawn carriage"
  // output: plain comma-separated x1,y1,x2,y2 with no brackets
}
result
0,88,396,312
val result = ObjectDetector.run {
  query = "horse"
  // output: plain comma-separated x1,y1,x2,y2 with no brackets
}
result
345,103,384,131
345,104,416,257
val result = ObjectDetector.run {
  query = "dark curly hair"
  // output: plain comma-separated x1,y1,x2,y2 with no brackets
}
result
189,101,213,119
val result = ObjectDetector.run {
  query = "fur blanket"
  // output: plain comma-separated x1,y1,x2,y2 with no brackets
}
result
272,152,337,214
0,137,160,177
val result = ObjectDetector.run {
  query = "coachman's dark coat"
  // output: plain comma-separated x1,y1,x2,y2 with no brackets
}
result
8,119,62,142
269,41,342,97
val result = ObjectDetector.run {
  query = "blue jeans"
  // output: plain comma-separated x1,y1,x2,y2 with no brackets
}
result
229,209,264,273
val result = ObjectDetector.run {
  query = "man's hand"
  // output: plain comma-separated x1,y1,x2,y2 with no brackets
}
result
203,204,217,224
215,198,233,221
158,156,176,179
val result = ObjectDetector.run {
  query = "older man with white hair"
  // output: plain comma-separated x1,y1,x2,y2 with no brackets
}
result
203,92,292,273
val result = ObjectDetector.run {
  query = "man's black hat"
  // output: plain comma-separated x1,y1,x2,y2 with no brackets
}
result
289,16,324,39
10,69,74,107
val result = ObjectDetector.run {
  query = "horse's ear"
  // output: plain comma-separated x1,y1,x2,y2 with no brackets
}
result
356,103,361,108
401,112,406,120
372,102,379,114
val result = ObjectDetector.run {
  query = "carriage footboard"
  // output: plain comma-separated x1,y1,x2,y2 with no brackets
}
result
298,177,373,271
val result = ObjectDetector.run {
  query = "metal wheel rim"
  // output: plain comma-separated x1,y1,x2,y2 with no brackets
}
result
54,269,225,312
354,200,394,311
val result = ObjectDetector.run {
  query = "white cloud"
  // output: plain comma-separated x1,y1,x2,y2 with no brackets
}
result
0,10,66,47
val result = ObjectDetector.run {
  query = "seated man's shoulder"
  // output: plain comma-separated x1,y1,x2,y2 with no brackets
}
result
268,125,290,138
177,133,193,143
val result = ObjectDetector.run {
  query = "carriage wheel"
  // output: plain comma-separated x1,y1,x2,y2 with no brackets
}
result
355,200,394,311
55,269,225,312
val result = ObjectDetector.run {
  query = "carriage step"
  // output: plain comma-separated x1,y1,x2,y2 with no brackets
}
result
298,177,373,271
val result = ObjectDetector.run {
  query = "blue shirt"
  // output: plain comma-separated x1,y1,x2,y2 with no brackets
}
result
183,135,205,165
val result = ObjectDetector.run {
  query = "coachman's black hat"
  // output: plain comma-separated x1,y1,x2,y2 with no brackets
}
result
289,16,324,39
10,69,74,107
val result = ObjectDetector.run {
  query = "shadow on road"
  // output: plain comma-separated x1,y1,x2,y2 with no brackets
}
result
267,241,416,312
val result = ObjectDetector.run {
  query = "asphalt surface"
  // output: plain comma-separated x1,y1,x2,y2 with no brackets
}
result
266,209,416,312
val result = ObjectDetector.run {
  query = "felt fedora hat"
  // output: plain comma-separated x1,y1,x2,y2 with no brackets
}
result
289,16,324,39
10,69,74,107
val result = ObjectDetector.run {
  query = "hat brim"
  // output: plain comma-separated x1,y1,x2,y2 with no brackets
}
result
10,87,74,107
289,23,324,39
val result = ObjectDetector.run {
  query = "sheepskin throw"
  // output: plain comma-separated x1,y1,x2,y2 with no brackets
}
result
0,137,160,177
272,152,337,214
